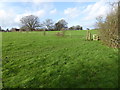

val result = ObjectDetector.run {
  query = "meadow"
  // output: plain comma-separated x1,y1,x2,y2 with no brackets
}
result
2,30,118,88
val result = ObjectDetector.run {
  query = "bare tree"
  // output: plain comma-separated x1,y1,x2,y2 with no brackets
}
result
43,19,54,31
20,15,40,31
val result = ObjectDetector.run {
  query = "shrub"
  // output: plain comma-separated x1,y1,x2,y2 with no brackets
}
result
95,2,119,48
55,32,64,37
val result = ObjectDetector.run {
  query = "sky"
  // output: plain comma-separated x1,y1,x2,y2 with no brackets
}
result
0,0,117,30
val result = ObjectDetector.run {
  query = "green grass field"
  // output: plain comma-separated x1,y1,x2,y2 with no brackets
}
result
2,30,118,88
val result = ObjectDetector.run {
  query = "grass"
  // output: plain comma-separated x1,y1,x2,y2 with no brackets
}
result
2,30,118,88
0,32,2,89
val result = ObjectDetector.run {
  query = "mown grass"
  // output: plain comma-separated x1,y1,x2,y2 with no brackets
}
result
2,30,118,88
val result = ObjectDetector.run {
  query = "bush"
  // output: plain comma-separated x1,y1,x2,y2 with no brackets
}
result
95,2,119,48
55,32,64,37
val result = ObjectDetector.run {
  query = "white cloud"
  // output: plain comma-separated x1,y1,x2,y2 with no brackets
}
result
0,0,117,2
82,0,110,21
32,0,45,3
63,0,112,29
57,18,66,22
35,10,45,17
64,7,81,18
50,9,57,14
0,8,46,29
0,9,18,29
15,10,45,23
0,2,53,29
0,0,116,30
0,10,6,17
75,0,111,29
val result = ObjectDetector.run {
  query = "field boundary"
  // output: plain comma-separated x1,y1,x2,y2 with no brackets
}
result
0,32,2,89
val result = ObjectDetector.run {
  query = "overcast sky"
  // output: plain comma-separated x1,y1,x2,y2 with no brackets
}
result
0,0,117,30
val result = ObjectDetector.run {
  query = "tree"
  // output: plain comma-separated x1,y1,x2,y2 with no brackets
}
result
0,26,1,31
95,1,119,48
43,19,54,31
80,27,83,30
75,25,83,30
69,26,75,30
69,25,83,30
20,15,40,31
86,28,90,30
6,29,9,32
55,19,68,31
20,26,29,31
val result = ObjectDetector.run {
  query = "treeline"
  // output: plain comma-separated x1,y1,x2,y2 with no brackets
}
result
95,1,119,48
0,15,83,32
19,15,83,31
21,15,83,31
